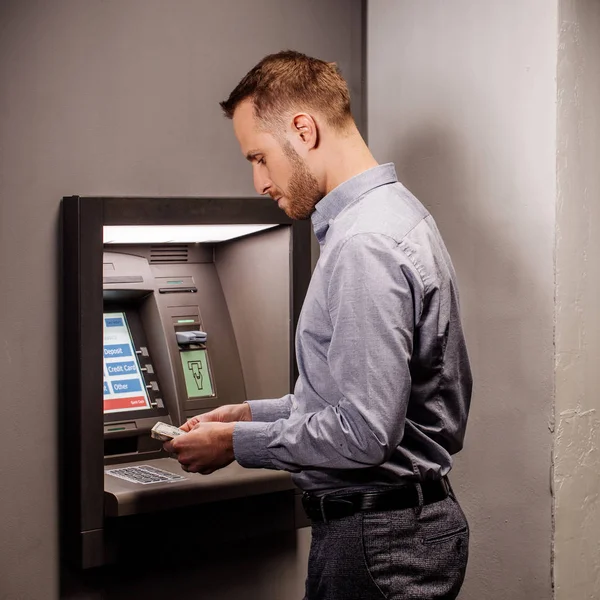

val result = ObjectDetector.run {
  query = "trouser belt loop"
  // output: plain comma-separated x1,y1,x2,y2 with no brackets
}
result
319,494,329,524
414,481,424,517
444,475,456,500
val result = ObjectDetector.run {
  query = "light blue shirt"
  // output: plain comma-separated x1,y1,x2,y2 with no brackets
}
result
233,164,472,492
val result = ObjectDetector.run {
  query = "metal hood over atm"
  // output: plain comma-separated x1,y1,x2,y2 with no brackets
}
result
61,196,311,569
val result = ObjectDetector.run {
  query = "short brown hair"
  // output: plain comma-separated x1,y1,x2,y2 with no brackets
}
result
220,50,353,130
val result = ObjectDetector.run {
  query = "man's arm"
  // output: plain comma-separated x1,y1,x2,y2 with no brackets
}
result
246,394,294,422
233,233,424,472
181,394,294,430
166,395,295,474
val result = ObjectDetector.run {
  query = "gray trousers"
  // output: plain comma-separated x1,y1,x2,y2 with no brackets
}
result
304,494,468,600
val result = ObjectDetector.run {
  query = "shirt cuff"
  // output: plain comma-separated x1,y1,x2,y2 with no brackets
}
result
246,397,291,422
233,421,276,469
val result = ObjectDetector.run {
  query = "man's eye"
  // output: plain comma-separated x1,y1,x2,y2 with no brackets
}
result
257,158,265,166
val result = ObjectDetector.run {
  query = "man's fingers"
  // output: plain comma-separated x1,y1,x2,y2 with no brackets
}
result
194,412,218,424
189,464,214,475
185,413,218,430
179,418,198,432
193,416,221,429
163,434,185,453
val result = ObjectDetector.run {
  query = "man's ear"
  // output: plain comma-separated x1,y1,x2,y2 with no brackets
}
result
291,113,319,150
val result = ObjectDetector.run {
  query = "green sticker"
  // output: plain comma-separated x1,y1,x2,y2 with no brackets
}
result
180,349,214,398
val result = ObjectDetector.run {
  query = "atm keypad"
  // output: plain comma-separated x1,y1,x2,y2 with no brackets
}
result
106,465,185,485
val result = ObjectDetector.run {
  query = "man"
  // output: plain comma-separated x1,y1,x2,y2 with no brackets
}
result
165,51,472,600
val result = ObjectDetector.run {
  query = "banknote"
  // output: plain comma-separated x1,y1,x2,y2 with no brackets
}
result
151,421,184,442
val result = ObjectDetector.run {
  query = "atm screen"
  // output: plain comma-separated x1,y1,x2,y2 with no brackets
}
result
103,312,152,414
180,349,215,399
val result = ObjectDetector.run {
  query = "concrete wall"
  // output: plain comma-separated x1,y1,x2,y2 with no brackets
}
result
555,0,600,598
0,1,363,598
367,2,557,598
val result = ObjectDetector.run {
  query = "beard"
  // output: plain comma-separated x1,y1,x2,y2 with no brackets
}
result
278,141,323,220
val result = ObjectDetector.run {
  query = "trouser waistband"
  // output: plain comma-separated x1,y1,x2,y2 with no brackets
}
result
302,478,451,523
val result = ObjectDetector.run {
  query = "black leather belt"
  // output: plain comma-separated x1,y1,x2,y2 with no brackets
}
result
302,478,450,522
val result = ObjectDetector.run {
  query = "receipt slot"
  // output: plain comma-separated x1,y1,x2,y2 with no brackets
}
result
61,196,311,569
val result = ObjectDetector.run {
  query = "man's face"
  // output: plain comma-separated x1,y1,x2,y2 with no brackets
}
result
232,101,323,220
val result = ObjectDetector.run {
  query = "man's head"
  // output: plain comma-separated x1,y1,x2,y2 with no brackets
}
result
220,50,356,219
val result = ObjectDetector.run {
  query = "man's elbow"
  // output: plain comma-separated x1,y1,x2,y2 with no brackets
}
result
352,434,398,467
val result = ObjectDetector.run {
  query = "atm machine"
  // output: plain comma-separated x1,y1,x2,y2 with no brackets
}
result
61,196,311,569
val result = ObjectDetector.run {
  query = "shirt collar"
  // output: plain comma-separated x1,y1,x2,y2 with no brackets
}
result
311,163,398,244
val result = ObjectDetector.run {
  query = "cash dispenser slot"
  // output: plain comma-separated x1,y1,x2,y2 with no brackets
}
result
157,275,197,294
159,286,197,294
104,421,137,437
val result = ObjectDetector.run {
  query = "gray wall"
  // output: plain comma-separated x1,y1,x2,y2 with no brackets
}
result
368,1,557,598
0,1,363,598
555,0,600,598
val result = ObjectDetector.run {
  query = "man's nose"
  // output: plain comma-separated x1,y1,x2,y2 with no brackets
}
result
253,170,271,196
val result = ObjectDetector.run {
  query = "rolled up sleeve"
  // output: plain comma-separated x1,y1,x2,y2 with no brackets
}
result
246,394,293,422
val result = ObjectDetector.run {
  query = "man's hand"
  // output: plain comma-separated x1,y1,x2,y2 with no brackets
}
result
163,422,236,475
179,403,252,432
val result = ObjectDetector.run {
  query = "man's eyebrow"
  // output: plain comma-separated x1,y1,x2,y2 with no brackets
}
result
245,150,262,162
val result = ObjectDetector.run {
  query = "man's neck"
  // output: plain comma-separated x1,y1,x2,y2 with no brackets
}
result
323,132,379,194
